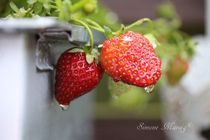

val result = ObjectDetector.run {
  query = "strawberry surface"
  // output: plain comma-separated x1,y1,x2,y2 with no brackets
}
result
100,31,161,87
55,49,103,105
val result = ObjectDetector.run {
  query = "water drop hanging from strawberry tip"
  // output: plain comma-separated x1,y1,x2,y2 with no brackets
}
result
59,104,69,111
144,84,155,94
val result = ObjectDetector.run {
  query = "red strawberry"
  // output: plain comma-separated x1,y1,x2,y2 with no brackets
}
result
100,31,161,87
55,48,103,107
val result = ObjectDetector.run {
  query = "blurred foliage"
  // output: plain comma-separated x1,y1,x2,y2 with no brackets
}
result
108,78,150,109
0,0,27,17
0,0,99,19
89,4,120,31
0,0,9,15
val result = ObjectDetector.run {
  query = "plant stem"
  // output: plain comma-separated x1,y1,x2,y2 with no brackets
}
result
88,24,105,33
86,18,104,32
125,18,153,31
70,18,94,51
113,24,125,36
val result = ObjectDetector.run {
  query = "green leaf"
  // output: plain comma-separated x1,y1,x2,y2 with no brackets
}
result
104,26,114,38
69,48,84,53
86,53,94,64
10,2,19,13
91,48,100,56
43,1,51,11
118,24,125,34
144,33,159,49
91,48,100,63
63,0,72,20
157,1,177,20
55,0,63,9
27,0,37,5
33,2,43,15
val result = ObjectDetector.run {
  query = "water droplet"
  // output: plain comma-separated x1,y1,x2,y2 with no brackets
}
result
144,85,155,94
59,104,69,111
113,78,120,82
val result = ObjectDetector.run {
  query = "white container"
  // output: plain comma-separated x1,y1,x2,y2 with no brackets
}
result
161,36,210,140
0,18,104,140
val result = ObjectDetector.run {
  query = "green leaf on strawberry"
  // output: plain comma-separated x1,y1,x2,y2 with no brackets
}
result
69,48,84,53
86,53,94,64
103,26,114,38
144,33,159,49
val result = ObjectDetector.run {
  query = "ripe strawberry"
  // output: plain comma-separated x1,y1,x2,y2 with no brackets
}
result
166,56,188,86
55,48,103,106
100,31,161,87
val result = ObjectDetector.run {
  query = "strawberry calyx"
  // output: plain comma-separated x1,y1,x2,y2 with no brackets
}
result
144,33,159,49
68,18,101,64
69,47,100,64
69,47,85,53
85,48,100,64
86,18,153,39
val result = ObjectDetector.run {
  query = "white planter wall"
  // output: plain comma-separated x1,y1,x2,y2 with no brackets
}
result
0,19,99,140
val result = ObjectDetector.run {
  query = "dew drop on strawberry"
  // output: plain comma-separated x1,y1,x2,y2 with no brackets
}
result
59,104,69,111
144,84,155,94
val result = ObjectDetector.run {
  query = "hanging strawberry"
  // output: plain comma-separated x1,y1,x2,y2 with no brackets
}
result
100,31,161,87
55,48,103,109
54,19,103,110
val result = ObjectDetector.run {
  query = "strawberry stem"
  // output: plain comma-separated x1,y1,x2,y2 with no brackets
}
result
85,18,105,32
86,18,116,38
70,18,94,51
86,18,153,39
125,18,153,31
113,24,126,36
88,24,105,33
